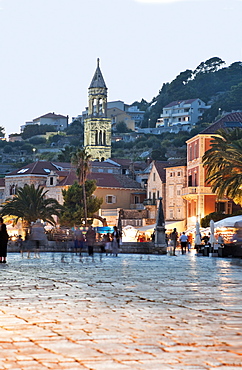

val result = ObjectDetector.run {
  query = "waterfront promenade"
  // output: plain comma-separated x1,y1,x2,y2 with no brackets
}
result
0,251,241,369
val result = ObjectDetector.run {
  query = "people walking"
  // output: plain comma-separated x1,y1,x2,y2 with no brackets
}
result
17,235,24,257
112,226,121,256
74,227,85,255
179,232,188,254
0,217,9,263
104,233,111,255
29,220,46,258
170,228,178,256
85,226,96,256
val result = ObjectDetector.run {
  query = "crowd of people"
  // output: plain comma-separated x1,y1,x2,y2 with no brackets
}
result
73,225,122,257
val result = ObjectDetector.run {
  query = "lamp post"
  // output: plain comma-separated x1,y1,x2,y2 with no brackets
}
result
33,148,36,161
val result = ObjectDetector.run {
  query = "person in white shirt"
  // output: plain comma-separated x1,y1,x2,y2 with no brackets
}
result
179,232,188,254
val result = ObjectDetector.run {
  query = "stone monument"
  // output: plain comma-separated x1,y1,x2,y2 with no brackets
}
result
154,197,167,254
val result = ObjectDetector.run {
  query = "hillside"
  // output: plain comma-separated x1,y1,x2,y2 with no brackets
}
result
135,57,242,127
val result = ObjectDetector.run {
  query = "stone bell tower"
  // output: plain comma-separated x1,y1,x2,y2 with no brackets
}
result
84,58,111,161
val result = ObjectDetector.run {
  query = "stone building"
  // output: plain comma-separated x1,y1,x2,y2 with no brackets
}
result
84,59,112,160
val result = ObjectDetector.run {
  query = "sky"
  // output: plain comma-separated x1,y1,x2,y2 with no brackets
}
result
0,0,241,136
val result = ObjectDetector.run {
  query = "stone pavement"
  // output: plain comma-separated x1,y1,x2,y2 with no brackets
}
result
0,251,241,370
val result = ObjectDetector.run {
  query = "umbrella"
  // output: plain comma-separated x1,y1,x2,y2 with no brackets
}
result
209,219,217,246
194,221,201,245
214,215,242,228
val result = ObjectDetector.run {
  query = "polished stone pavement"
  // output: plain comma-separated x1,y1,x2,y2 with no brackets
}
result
0,251,241,369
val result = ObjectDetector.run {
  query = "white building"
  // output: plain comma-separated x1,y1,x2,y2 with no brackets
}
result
156,99,210,131
21,112,69,132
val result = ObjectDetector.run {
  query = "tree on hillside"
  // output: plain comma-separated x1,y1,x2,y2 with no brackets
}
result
71,148,91,225
22,124,57,140
115,121,132,133
57,146,75,162
1,184,62,235
202,128,242,205
145,57,242,127
60,180,102,227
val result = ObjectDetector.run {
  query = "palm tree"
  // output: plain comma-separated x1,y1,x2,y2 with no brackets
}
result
71,148,91,225
202,128,242,205
1,184,62,232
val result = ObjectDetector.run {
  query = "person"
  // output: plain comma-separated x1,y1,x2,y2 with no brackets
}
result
0,217,9,263
112,226,121,256
17,235,24,257
85,226,96,256
29,220,46,258
202,234,209,245
217,234,224,247
170,228,178,256
151,230,155,242
74,227,85,255
179,232,188,254
104,233,111,255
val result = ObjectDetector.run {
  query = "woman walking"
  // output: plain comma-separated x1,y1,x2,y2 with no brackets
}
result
0,217,9,263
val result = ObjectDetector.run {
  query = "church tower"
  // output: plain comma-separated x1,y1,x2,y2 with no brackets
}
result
84,58,111,161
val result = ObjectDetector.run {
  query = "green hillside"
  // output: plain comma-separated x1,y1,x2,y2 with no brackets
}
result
137,57,242,127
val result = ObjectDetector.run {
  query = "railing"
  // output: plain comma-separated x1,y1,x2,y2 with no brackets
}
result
130,203,145,210
182,186,214,196
143,199,157,206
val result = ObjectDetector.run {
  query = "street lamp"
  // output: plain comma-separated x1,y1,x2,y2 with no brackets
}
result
33,148,36,161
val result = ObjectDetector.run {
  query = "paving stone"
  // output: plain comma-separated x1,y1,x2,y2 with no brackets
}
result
0,252,241,369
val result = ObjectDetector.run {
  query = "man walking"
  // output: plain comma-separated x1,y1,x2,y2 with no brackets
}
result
179,232,188,254
85,226,96,257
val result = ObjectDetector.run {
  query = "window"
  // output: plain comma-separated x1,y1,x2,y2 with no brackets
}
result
153,172,156,181
134,195,140,204
177,171,181,176
106,195,116,204
170,172,172,177
50,177,53,186
17,168,29,174
157,190,160,199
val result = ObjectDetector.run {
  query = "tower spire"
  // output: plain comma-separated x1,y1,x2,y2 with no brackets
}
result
89,58,107,89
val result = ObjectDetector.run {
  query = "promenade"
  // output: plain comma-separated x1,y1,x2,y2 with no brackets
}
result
0,251,241,370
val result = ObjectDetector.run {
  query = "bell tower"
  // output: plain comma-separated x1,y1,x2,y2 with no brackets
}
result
84,58,111,161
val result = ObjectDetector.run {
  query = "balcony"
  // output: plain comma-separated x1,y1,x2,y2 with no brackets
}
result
143,199,157,206
130,203,145,210
182,186,214,199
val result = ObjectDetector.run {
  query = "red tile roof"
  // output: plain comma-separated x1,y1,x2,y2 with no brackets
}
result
33,112,67,121
200,111,242,134
164,99,198,108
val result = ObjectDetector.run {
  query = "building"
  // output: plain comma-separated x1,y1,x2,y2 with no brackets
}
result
165,164,187,222
144,161,167,221
107,101,145,130
107,106,135,131
182,111,242,229
74,100,145,131
21,112,69,132
84,59,112,161
3,160,146,228
156,98,210,132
